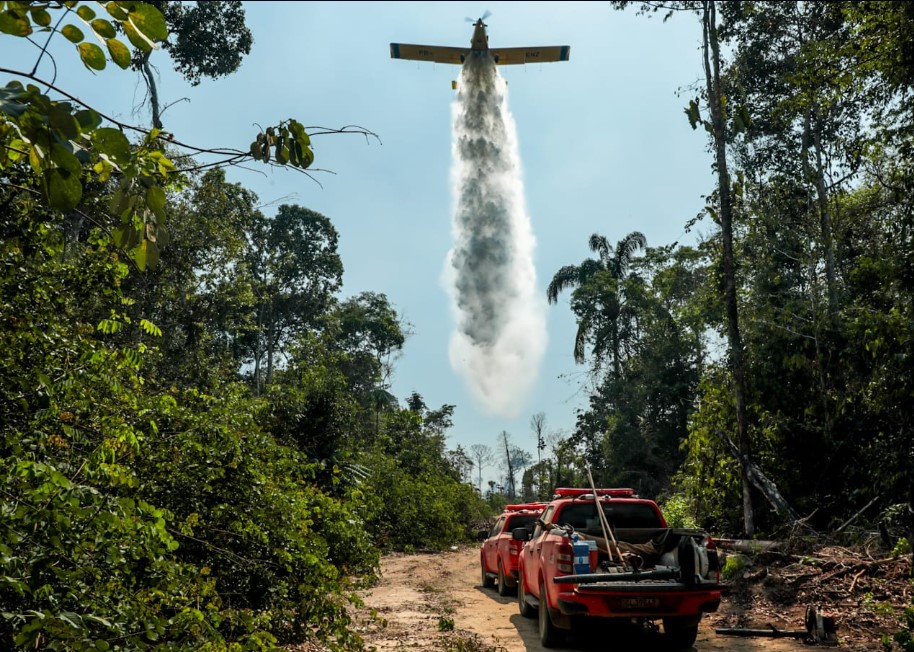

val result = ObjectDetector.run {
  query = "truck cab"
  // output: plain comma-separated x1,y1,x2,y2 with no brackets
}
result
479,502,545,596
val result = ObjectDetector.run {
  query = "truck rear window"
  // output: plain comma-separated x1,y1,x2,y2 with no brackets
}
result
555,502,662,531
505,514,539,531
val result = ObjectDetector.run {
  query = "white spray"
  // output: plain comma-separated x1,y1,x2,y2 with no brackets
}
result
444,54,547,418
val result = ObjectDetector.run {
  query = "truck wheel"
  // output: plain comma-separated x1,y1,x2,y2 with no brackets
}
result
538,580,564,647
663,617,699,649
517,574,535,618
481,557,495,589
497,560,513,596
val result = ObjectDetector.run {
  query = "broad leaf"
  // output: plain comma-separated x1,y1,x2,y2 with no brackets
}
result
0,8,32,36
127,2,167,41
61,24,84,43
44,168,83,211
145,185,165,219
91,18,116,39
78,42,107,71
91,128,131,162
106,38,130,69
76,5,96,21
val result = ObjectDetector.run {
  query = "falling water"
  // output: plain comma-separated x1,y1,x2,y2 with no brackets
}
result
444,53,547,417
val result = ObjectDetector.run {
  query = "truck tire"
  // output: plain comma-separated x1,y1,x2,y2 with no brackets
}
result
497,559,512,596
663,616,700,649
517,574,535,618
481,557,495,589
538,580,564,647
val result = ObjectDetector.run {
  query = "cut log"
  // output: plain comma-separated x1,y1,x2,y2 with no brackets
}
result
715,538,782,554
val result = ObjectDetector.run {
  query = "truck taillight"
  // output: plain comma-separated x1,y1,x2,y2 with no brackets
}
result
556,542,573,574
510,540,522,555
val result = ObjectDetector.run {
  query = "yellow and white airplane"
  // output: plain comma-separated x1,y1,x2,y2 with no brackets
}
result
390,16,570,66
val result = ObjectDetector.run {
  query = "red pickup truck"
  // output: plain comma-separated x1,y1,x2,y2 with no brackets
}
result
479,502,546,596
516,488,721,649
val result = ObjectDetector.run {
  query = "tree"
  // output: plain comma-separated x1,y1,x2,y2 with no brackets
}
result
0,1,373,272
133,0,254,128
530,412,547,496
470,443,494,494
547,231,646,379
245,204,343,392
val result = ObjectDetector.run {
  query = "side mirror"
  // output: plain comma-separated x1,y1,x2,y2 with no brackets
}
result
476,529,490,541
512,527,531,541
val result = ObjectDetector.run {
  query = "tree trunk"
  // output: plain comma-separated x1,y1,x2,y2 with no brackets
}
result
703,0,755,535
139,52,163,130
808,110,838,315
715,429,800,522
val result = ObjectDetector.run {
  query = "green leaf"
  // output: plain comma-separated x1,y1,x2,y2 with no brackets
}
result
121,19,152,52
0,9,32,36
145,185,165,219
129,3,167,40
49,105,80,140
91,18,116,39
112,224,134,249
78,42,107,70
106,38,130,69
76,5,97,21
105,2,128,21
91,128,131,161
299,144,314,169
44,168,83,211
30,7,52,27
139,319,162,337
50,142,82,175
155,225,170,247
135,239,160,271
61,24,84,43
75,109,102,131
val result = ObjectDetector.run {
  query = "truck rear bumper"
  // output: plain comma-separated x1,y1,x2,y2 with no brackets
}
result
556,587,721,619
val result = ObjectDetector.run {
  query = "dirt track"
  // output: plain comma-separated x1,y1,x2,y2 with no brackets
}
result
352,546,813,651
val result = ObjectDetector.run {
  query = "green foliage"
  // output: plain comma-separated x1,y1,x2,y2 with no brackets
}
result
249,120,314,169
660,493,699,529
721,554,747,581
892,600,914,652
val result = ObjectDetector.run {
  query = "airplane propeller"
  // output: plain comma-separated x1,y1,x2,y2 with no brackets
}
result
466,10,492,23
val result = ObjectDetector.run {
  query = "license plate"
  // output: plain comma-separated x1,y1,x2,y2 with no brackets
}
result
619,597,660,610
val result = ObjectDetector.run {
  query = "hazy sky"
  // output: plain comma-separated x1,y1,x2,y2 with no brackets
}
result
2,1,716,486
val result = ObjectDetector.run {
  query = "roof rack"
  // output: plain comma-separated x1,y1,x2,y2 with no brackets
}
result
553,488,636,498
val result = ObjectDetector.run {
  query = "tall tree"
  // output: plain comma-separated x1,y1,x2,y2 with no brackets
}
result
133,0,254,128
245,205,343,392
547,231,647,379
470,444,494,494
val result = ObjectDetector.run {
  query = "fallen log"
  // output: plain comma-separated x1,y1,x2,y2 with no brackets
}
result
715,538,782,554
716,626,806,639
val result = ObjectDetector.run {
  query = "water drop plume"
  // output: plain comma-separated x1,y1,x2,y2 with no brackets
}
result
444,54,547,417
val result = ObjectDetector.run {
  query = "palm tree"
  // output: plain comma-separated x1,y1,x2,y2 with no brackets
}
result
547,231,647,379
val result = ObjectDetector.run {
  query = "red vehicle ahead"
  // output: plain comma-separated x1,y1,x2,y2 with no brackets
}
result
479,502,546,596
517,488,721,649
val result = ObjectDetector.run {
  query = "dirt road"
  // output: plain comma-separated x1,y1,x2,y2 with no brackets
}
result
352,546,812,651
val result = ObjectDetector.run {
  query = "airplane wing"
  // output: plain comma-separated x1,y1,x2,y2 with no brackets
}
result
489,46,571,65
390,43,469,65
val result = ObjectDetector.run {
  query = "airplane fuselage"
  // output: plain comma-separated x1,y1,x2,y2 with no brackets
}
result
470,19,489,52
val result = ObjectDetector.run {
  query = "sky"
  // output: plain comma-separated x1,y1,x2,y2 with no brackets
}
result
2,1,717,488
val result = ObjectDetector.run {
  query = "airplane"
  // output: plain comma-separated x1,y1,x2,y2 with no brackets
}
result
390,17,570,66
